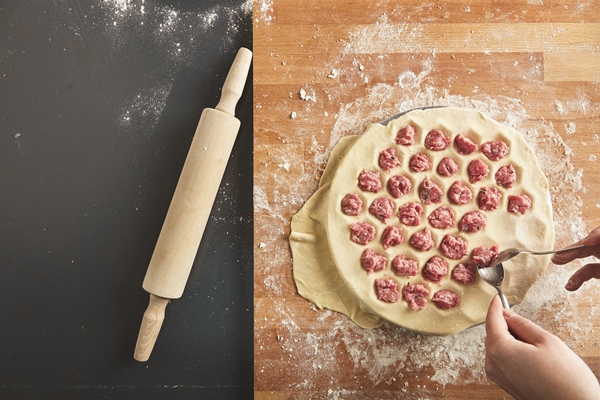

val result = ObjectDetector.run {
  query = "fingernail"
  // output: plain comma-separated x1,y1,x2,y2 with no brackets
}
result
565,279,575,291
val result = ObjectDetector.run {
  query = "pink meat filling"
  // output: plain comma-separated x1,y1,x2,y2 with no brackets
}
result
360,248,387,274
428,206,455,229
508,194,532,215
392,254,418,277
452,263,477,285
458,211,487,232
468,159,490,184
424,129,451,151
375,279,399,303
388,174,413,198
396,125,416,146
398,202,424,226
495,165,516,188
350,222,376,245
440,234,468,260
423,256,448,283
419,178,443,205
358,170,382,193
448,181,473,205
341,193,363,216
369,197,395,223
471,244,499,267
381,225,404,250
482,140,509,161
437,157,459,177
402,283,430,311
409,153,432,172
454,134,478,155
379,148,401,172
410,228,435,251
478,187,502,211
432,290,461,309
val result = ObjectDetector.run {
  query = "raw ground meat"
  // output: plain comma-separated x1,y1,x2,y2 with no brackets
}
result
448,181,473,205
410,228,435,251
388,174,413,198
350,222,376,244
482,140,509,161
452,263,477,284
369,197,395,223
423,256,448,282
409,153,432,172
424,129,451,151
432,290,461,309
454,133,478,155
428,206,455,229
495,165,517,188
458,211,487,232
402,283,430,311
392,254,418,276
508,194,532,214
440,234,468,260
397,202,424,226
341,193,363,216
471,244,499,267
468,159,490,183
419,178,443,205
360,248,387,274
396,124,415,145
437,157,459,177
375,279,399,303
379,148,401,172
478,187,502,211
381,225,404,249
358,170,382,193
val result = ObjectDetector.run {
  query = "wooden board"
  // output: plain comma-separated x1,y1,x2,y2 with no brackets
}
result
253,1,600,398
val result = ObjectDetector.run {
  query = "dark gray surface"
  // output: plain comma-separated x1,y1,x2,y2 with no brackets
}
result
0,1,253,399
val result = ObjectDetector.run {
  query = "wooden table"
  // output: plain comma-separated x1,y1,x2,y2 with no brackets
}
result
253,1,600,398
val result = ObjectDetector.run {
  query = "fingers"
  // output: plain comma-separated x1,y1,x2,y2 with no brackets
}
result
485,296,508,340
552,227,600,264
582,226,600,246
502,308,548,346
552,245,600,264
565,263,600,291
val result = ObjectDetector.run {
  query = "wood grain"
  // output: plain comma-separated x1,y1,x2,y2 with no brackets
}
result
254,0,600,398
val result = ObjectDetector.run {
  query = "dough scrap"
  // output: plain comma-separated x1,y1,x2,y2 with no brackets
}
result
290,107,555,335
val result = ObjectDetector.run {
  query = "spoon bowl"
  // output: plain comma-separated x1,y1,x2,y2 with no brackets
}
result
478,262,510,309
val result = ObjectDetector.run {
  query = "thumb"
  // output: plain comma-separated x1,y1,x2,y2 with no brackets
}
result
502,309,548,345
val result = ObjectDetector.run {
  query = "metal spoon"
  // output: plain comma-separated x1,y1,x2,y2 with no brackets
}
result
478,263,511,309
489,244,586,267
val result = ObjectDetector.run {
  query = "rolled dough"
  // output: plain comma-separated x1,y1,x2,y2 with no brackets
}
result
290,107,555,335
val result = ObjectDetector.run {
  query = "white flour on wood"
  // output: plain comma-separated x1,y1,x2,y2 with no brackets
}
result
255,15,598,390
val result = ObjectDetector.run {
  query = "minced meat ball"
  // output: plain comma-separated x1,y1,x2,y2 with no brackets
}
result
341,193,363,216
350,222,376,244
392,254,418,277
361,248,387,274
402,283,430,311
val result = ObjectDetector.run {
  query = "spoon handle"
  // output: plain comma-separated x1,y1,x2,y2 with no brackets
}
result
527,244,586,256
496,288,511,309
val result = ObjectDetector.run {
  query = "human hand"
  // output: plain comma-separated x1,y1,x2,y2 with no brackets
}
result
484,296,600,400
552,226,600,291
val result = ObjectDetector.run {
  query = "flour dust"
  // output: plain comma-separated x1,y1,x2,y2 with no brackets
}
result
258,48,595,392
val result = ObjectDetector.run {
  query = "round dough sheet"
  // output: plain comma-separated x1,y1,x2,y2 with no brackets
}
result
325,107,554,335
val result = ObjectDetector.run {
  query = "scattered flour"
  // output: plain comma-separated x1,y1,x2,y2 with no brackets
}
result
256,32,595,392
119,81,173,128
92,1,252,131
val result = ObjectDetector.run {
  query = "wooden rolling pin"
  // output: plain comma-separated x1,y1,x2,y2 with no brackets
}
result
133,47,252,362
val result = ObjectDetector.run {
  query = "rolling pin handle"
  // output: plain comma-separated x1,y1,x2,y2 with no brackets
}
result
215,47,253,117
133,294,170,362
